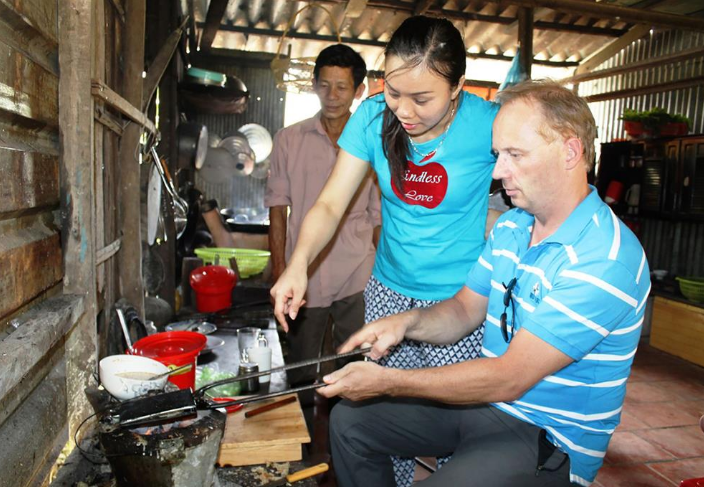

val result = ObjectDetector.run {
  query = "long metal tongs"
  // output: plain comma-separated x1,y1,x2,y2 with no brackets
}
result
195,347,372,409
109,347,372,428
149,146,188,239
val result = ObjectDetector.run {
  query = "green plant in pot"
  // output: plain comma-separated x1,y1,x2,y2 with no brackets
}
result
620,108,690,137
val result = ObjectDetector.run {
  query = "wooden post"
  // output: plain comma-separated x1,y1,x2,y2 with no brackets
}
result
58,0,97,437
118,0,146,317
518,7,533,80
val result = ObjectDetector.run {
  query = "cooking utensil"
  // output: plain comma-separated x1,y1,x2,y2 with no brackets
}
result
238,123,273,163
261,463,329,487
245,396,296,418
149,146,189,239
202,335,225,355
147,164,162,245
116,308,133,352
165,320,217,334
196,346,372,408
145,362,192,382
106,347,371,428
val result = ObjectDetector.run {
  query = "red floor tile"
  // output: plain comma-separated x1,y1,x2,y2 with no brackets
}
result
624,401,701,429
618,409,652,431
629,364,701,383
605,431,675,464
595,464,677,486
656,379,704,402
626,381,676,403
649,458,704,485
636,426,704,459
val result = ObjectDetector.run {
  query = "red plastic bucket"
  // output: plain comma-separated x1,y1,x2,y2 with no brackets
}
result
190,265,237,312
128,331,206,390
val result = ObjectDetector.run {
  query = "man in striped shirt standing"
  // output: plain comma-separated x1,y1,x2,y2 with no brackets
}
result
320,80,651,487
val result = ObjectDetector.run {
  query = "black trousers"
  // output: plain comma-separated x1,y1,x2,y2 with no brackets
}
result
330,398,578,487
286,292,365,385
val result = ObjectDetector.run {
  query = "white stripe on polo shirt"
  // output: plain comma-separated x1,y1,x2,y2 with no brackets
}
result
560,269,638,308
546,415,616,434
543,375,628,388
478,255,493,271
543,296,610,337
636,250,647,284
608,209,621,260
583,347,638,361
517,263,553,290
513,400,622,422
610,317,644,335
492,248,520,264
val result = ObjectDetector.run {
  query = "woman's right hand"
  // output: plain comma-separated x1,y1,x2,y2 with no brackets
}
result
270,261,308,331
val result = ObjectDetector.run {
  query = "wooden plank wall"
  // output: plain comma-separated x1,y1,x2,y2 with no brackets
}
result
0,0,62,330
0,0,142,485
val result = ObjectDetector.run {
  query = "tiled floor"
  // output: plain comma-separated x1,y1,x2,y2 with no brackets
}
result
594,342,704,486
413,341,704,486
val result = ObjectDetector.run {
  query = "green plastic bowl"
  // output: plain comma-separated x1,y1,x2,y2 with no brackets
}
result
676,277,704,303
195,248,270,279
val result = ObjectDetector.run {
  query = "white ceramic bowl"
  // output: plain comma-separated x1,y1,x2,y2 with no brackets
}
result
99,355,170,400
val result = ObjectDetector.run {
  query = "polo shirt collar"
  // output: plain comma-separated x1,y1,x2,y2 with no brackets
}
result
300,112,326,136
542,185,602,245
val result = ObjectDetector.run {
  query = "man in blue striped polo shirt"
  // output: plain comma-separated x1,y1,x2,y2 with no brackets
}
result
319,80,651,487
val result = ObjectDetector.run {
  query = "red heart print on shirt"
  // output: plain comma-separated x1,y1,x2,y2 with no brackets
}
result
391,154,448,209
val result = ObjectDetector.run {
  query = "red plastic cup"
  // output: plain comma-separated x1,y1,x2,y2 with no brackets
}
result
190,265,237,313
128,331,206,390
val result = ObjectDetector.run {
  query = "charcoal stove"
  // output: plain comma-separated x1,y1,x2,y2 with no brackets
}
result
98,407,226,487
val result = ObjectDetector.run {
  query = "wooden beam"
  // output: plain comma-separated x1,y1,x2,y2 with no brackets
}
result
199,0,228,52
584,75,704,103
118,0,146,317
106,0,126,23
96,238,122,265
57,0,97,441
560,45,704,84
533,20,625,37
414,0,435,16
91,79,157,134
143,17,188,111
481,0,704,31
575,24,650,75
518,7,534,79
94,106,124,136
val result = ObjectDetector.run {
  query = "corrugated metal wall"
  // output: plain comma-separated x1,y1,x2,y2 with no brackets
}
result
581,29,704,144
192,53,285,212
580,30,704,278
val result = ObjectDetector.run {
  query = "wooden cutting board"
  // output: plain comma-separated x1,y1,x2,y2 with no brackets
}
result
217,394,311,466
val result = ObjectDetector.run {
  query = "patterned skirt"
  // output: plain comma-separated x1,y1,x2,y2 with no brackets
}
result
363,275,485,486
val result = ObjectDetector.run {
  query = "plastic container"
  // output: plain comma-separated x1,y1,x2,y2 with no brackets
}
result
676,277,704,303
194,248,270,278
128,331,207,390
189,265,237,312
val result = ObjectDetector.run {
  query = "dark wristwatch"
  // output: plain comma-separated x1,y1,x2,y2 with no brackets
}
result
201,198,219,214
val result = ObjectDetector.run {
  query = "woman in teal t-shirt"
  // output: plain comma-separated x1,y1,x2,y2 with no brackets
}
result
271,16,498,486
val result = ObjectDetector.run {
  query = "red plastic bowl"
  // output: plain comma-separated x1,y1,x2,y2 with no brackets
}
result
128,331,207,390
190,265,237,312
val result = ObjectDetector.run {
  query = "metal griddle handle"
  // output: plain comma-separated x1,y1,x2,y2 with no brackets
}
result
195,346,372,401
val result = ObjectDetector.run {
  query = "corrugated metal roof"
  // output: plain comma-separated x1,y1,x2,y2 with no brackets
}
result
186,0,704,73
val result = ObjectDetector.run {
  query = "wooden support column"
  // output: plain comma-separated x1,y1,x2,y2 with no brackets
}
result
518,7,533,80
118,0,146,317
58,0,97,437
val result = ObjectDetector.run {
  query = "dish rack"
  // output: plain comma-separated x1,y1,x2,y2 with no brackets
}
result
194,248,270,279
